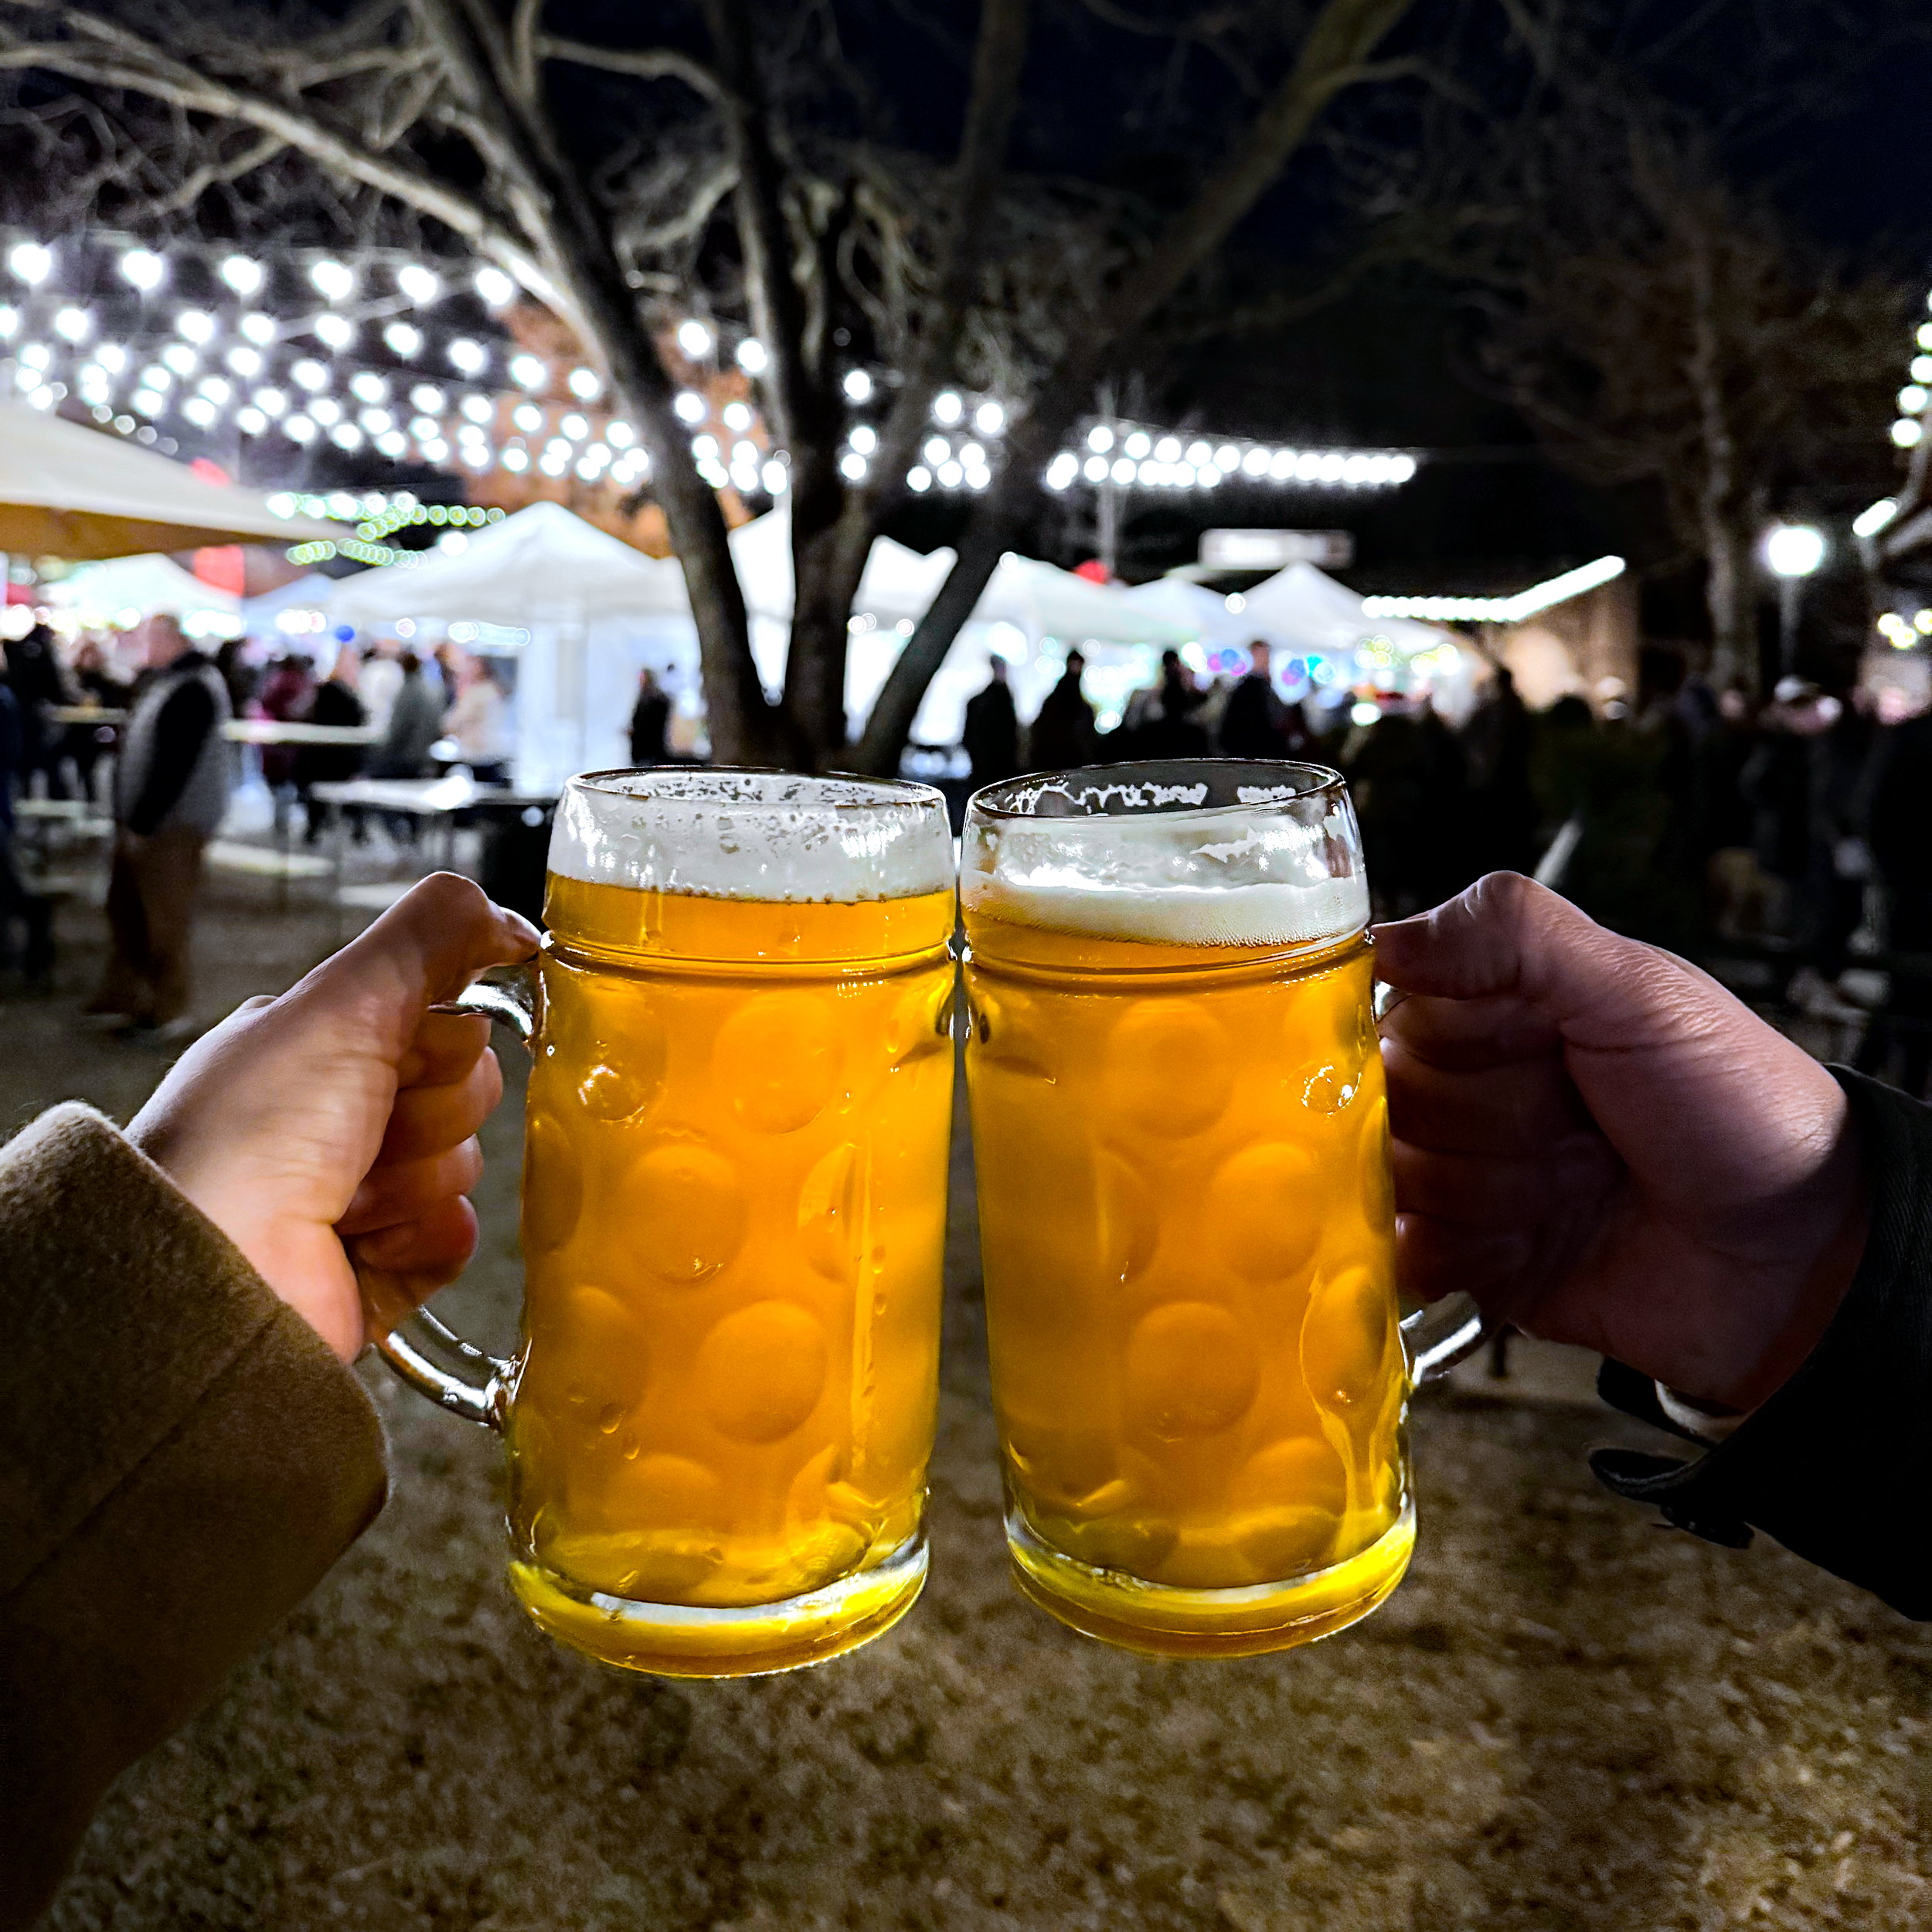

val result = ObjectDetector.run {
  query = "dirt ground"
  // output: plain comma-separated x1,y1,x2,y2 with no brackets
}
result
26,864,1932,1931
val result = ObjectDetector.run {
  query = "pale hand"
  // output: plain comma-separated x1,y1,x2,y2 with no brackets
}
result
1373,873,1868,1412
129,873,539,1362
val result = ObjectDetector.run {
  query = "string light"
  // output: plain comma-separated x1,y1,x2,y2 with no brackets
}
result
396,264,440,304
1362,556,1626,621
383,321,423,357
219,256,264,295
474,266,515,308
119,248,165,291
8,242,51,284
675,319,713,358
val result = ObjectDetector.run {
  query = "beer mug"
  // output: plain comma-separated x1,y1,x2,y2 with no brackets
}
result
377,770,958,1678
960,760,1482,1658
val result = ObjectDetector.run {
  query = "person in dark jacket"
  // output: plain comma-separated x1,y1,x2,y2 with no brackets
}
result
628,666,671,767
4,622,73,799
1026,649,1100,770
961,656,1020,784
295,645,369,844
1217,641,1302,760
85,614,233,1035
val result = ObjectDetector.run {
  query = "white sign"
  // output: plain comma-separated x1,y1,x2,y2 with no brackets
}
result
1201,529,1355,570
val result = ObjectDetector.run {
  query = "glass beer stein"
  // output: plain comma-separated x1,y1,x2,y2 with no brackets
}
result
376,770,957,1678
961,760,1482,1658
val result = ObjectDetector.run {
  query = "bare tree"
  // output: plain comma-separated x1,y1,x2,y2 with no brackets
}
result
1354,0,1919,694
0,0,1420,770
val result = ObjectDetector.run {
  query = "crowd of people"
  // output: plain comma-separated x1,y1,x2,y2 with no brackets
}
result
0,620,526,1032
963,645,1932,1078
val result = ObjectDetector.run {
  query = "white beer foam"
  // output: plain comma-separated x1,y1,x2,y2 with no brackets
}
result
964,873,1368,947
961,801,1368,947
550,769,954,903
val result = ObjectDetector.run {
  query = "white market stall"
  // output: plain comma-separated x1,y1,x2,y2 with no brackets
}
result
46,553,243,638
0,395,337,559
326,502,695,791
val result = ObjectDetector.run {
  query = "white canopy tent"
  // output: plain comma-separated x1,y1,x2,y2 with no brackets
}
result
1235,561,1447,659
0,396,336,559
326,502,696,791
1120,576,1257,654
47,553,243,637
326,500,689,627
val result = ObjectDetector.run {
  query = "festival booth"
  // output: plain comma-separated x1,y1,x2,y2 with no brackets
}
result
45,553,243,638
0,395,336,561
723,510,1196,740
240,571,341,649
1235,562,1475,718
326,502,693,791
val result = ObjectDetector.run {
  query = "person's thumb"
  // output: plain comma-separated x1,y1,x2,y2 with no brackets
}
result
278,872,538,1060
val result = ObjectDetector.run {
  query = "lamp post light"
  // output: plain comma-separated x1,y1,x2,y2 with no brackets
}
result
1764,522,1826,675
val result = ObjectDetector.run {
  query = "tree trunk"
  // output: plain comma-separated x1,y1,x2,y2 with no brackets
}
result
849,0,1419,775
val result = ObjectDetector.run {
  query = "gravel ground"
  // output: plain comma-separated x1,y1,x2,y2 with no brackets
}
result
24,862,1932,1931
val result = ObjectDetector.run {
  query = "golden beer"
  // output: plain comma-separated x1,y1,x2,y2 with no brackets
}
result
502,771,956,1677
962,762,1411,1657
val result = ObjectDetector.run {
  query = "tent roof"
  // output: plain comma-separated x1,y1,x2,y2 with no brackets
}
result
326,500,690,628
728,509,956,624
0,398,338,558
46,553,242,619
240,571,338,627
975,554,1194,646
1235,561,1448,657
1120,576,1256,648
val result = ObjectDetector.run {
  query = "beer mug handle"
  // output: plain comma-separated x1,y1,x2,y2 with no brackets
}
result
366,964,538,1430
1374,976,1492,1384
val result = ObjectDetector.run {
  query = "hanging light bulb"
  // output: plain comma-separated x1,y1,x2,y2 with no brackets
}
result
676,319,713,359
238,312,277,345
314,315,353,349
120,248,165,291
7,243,52,285
509,352,547,389
220,255,264,296
309,259,355,302
53,308,89,344
447,338,487,376
474,266,515,307
383,321,423,357
396,264,441,304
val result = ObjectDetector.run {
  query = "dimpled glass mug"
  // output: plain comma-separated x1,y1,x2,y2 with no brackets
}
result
961,760,1483,1658
378,770,958,1678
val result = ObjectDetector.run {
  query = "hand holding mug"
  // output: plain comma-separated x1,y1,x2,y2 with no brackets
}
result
1374,872,1868,1413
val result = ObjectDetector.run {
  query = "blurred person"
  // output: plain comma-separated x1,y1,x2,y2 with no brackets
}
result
1,874,536,1929
368,651,444,782
4,621,74,800
295,645,369,845
1217,641,1306,760
444,653,509,784
1348,707,1435,916
1741,679,1868,993
1461,665,1538,876
628,665,671,767
253,649,317,828
212,636,259,719
1128,648,1209,758
961,655,1020,784
0,675,52,985
1857,697,1932,1095
61,635,129,805
1026,648,1100,770
358,636,403,739
85,614,233,1037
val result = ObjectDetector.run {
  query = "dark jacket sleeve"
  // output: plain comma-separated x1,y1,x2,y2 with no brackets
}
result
125,678,216,836
1593,1068,1932,1617
0,1106,388,1929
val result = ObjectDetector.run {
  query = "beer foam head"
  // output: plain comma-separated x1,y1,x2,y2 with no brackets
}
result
961,764,1368,947
551,769,954,902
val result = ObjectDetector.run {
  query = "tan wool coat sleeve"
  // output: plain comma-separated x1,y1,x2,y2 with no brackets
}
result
0,1104,389,1927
